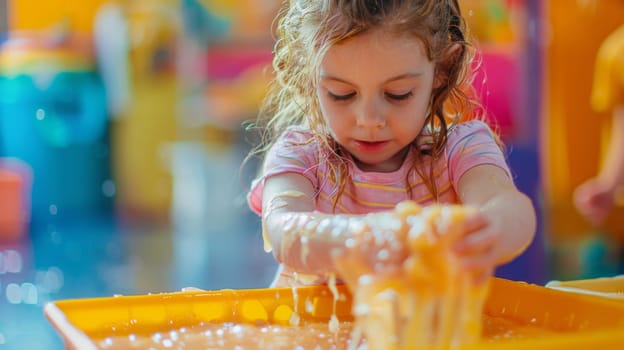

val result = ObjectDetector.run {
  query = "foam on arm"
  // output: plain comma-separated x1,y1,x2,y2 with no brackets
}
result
262,196,369,275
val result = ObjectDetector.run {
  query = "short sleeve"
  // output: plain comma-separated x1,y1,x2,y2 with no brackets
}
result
247,127,320,215
446,121,511,186
591,25,624,113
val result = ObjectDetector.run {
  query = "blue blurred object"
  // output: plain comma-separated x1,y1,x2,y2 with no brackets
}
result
578,234,621,279
495,143,547,285
180,0,231,47
2,73,108,147
0,69,113,223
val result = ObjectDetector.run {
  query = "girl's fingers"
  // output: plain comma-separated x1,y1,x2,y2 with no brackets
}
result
456,247,497,272
458,212,488,237
452,227,499,255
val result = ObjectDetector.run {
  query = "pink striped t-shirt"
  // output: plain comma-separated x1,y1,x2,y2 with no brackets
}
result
248,120,512,215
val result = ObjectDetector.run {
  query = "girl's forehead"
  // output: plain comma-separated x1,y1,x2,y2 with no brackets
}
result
320,29,431,75
329,29,424,57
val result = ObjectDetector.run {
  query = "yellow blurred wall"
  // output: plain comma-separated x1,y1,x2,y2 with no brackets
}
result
109,1,179,220
542,0,624,241
7,0,108,32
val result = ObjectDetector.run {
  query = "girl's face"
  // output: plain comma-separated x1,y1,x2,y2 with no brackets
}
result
317,28,436,172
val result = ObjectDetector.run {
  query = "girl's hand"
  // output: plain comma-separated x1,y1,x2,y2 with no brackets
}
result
451,210,501,284
574,178,615,226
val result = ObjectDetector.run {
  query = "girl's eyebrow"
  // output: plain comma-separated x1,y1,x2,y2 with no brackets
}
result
320,72,423,85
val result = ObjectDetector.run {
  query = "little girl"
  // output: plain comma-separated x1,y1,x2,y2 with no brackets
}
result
246,0,536,288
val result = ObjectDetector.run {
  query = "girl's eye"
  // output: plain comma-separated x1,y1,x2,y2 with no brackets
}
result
328,91,356,101
385,91,413,101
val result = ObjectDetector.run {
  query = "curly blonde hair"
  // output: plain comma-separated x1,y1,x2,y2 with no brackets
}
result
247,0,485,211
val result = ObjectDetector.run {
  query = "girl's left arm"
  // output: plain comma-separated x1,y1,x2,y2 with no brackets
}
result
454,164,537,271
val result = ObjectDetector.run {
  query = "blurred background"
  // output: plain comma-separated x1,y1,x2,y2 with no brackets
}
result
0,0,623,348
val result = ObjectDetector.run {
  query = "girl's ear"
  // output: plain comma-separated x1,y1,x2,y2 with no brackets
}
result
433,43,463,88
446,42,463,58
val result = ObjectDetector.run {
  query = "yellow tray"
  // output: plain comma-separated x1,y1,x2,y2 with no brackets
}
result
546,275,624,300
45,278,624,349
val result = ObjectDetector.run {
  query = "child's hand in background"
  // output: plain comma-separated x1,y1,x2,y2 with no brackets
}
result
574,177,615,226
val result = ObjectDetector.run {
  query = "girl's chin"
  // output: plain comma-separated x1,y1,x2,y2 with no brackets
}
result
352,156,402,172
350,147,409,172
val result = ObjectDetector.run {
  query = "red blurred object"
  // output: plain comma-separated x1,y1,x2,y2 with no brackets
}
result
472,48,520,139
0,158,31,241
205,44,273,80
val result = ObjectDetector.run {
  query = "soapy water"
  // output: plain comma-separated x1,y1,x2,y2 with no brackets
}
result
98,320,357,350
97,315,555,350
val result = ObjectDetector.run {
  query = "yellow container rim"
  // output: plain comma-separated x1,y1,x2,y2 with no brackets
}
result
546,275,624,300
44,278,624,350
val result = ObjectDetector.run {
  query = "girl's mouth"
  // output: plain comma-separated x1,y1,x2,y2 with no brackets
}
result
354,140,389,152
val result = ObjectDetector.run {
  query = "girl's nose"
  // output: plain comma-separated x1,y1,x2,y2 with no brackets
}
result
356,98,386,128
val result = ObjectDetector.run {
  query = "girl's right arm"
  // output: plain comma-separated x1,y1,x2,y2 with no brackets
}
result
262,172,407,278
